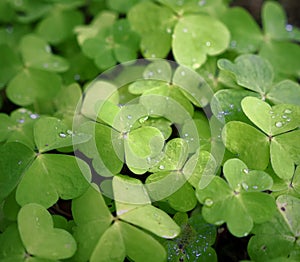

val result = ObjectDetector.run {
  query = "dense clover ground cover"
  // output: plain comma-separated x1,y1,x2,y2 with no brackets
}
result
0,0,300,261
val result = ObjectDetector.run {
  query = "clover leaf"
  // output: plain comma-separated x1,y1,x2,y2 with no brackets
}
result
80,18,140,70
37,9,84,44
128,1,175,58
218,54,300,105
18,203,77,260
72,183,178,262
163,211,217,261
196,158,275,237
173,14,230,69
248,195,300,261
220,7,263,53
0,142,35,203
222,97,300,179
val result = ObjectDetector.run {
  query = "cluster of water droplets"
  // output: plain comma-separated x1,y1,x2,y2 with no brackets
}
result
269,108,292,128
59,129,73,138
16,108,40,124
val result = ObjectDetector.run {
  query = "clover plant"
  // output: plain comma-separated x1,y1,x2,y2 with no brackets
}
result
0,0,300,261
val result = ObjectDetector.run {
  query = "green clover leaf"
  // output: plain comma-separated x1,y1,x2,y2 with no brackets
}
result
163,211,217,261
220,7,263,53
18,203,77,260
173,14,230,69
196,158,275,237
72,183,175,262
223,97,300,179
0,142,35,203
248,195,300,261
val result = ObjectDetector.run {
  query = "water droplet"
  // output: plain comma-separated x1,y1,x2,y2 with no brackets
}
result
18,118,25,124
151,54,156,58
184,133,188,137
275,121,283,128
74,74,81,81
127,115,132,119
286,118,291,122
166,28,172,34
19,108,27,113
286,24,293,32
204,198,214,207
230,40,237,48
157,69,162,73
180,71,186,76
269,110,274,114
205,41,211,47
147,71,154,77
271,115,275,119
229,104,234,109
183,28,188,33
43,63,49,68
193,63,200,69
252,185,258,189
30,113,39,119
18,161,22,165
59,132,67,138
284,109,292,114
242,182,249,191
198,0,206,6
36,217,39,222
159,165,165,170
66,130,73,135
243,168,249,174
6,25,14,34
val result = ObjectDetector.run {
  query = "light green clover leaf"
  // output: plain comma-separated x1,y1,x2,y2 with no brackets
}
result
72,183,177,262
18,203,77,260
223,97,300,179
173,14,230,69
196,158,275,237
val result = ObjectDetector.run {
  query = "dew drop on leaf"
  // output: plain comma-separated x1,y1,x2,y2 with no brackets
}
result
159,165,165,170
285,24,293,32
242,182,249,191
284,109,292,114
230,40,237,48
252,185,258,189
242,168,249,174
206,41,211,47
18,118,25,124
30,113,39,119
198,0,206,6
66,130,73,135
166,28,172,34
127,115,132,119
181,71,186,76
204,198,214,207
74,74,81,81
275,121,283,128
59,132,67,138
18,161,22,165
183,28,188,33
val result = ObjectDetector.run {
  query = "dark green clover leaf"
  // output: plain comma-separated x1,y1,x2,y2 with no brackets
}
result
0,44,22,89
37,9,84,44
211,89,260,124
196,158,276,237
223,97,300,179
163,211,217,261
72,183,173,262
0,224,27,262
0,142,35,203
173,14,230,69
220,7,263,53
18,203,77,260
81,18,140,70
248,195,300,261
259,41,300,78
128,1,175,58
0,108,40,149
